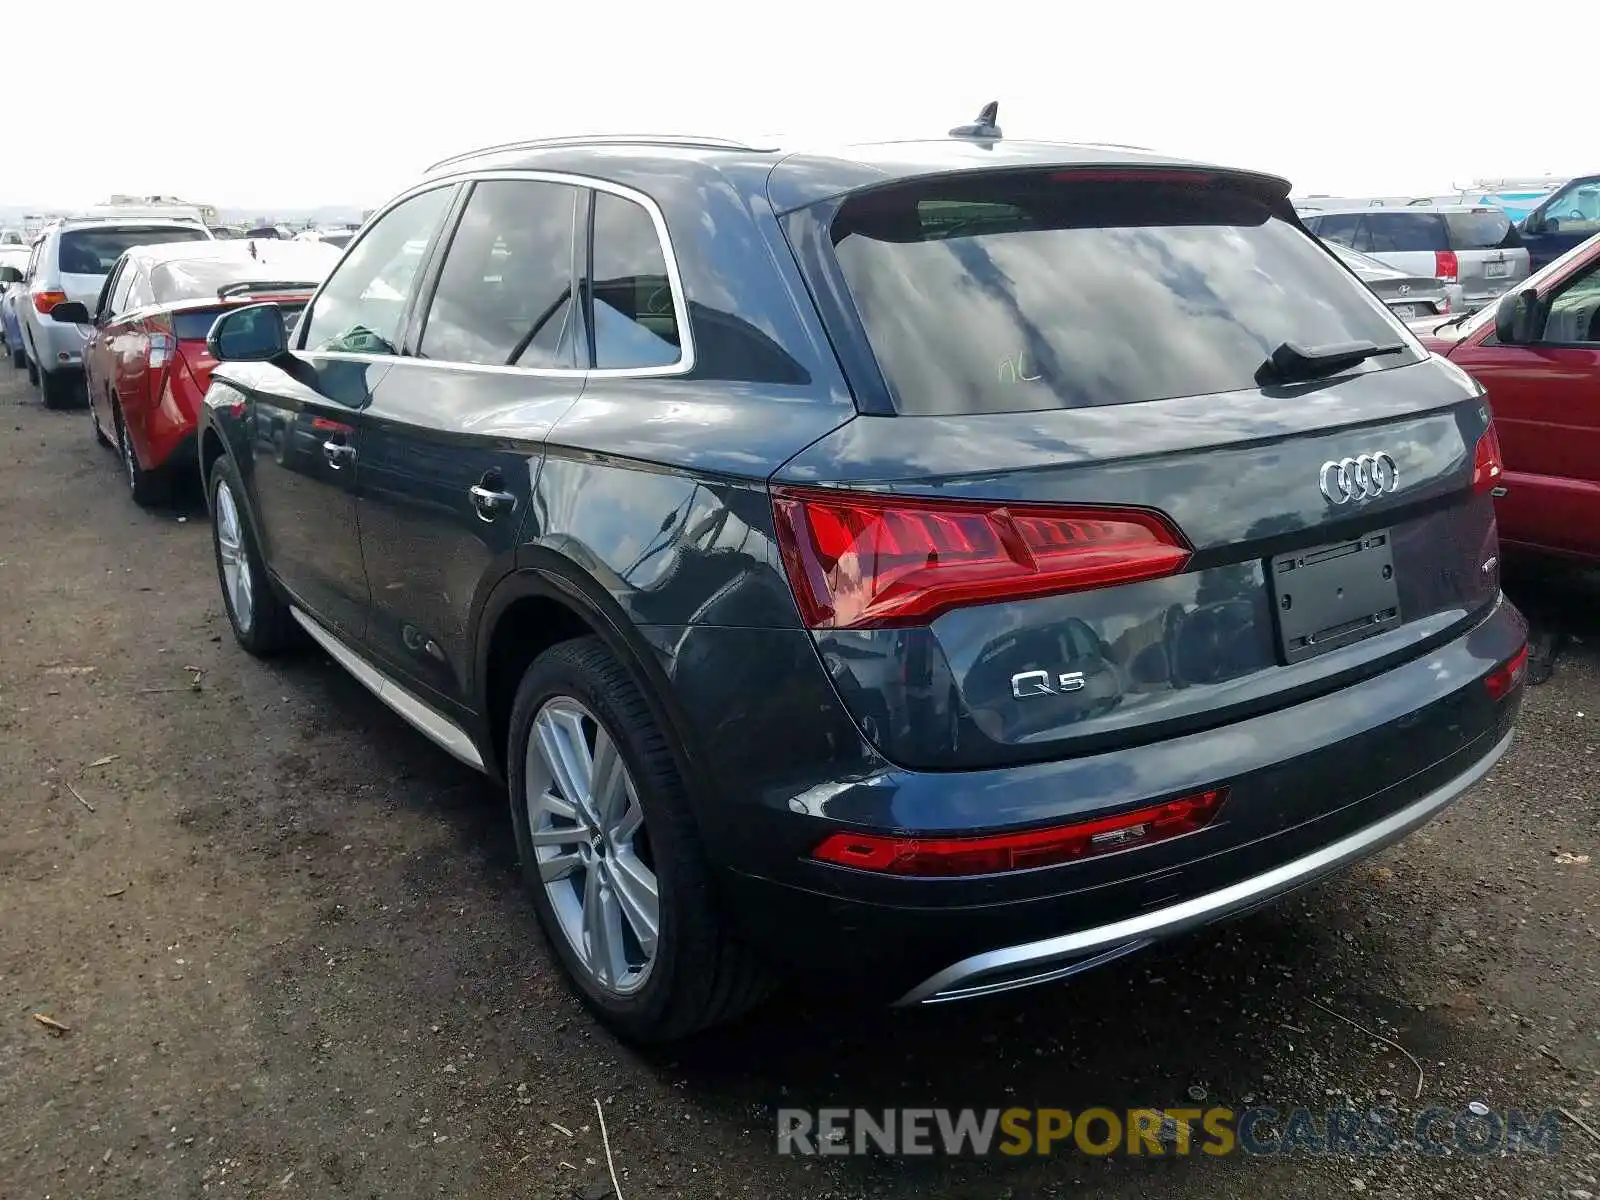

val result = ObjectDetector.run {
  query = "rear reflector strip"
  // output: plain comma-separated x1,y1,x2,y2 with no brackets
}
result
812,789,1227,877
771,487,1191,629
1484,644,1528,701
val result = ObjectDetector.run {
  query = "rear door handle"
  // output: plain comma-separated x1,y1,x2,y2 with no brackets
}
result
469,484,517,521
322,439,355,468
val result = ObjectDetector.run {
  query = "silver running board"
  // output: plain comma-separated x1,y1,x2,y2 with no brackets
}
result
290,608,485,771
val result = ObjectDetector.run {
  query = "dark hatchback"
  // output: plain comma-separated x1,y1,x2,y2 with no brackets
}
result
195,125,1527,1041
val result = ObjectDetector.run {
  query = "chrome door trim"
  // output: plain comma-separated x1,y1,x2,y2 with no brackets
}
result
290,607,484,771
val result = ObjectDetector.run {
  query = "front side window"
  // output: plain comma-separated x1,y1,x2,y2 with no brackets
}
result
300,186,453,355
588,190,682,370
1539,181,1600,239
418,179,579,368
1539,265,1600,345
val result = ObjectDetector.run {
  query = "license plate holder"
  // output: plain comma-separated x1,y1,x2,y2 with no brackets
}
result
1391,303,1417,319
1485,260,1510,278
1268,532,1402,664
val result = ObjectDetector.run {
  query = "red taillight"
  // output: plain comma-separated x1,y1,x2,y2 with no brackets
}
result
770,488,1191,629
1484,644,1528,701
1434,250,1459,282
32,290,67,314
813,789,1228,877
1473,425,1505,494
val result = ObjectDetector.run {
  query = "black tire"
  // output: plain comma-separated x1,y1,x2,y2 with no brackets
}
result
8,346,22,370
39,365,77,410
508,637,769,1042
207,453,298,655
91,392,112,448
24,349,37,386
114,402,171,507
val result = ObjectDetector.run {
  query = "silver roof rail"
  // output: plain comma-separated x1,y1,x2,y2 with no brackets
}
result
425,134,763,174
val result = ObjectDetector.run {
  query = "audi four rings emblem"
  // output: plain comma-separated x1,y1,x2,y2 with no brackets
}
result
1319,452,1399,504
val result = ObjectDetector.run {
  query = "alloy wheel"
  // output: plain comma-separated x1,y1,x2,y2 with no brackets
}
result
213,480,255,633
526,697,659,996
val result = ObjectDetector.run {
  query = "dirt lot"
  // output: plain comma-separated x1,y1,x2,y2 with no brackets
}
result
0,367,1596,1200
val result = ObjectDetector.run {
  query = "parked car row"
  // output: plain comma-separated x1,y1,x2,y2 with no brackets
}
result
7,121,1539,1045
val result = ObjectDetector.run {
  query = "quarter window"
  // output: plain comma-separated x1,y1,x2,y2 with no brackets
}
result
588,191,682,370
300,186,453,355
418,180,579,368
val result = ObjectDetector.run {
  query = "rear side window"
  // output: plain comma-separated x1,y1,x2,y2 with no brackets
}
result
1361,213,1447,253
827,172,1418,416
588,191,681,370
1444,210,1521,250
57,226,208,275
419,179,579,368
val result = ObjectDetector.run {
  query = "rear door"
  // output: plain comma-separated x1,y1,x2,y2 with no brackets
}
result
1449,256,1600,559
774,166,1499,775
224,184,459,640
354,176,585,709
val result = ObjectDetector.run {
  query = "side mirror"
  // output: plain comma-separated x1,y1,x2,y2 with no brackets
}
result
49,301,92,324
0,266,22,284
1494,289,1541,345
207,303,287,362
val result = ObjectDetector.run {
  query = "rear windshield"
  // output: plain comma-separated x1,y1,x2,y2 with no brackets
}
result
1444,210,1521,250
58,226,209,275
828,173,1417,415
172,302,306,342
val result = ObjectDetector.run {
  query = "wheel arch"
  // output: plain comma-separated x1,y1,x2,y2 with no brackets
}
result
475,551,715,816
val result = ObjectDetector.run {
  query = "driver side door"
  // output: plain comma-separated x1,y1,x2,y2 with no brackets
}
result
1454,259,1600,559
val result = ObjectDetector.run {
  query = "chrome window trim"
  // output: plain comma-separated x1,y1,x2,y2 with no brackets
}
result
294,168,694,381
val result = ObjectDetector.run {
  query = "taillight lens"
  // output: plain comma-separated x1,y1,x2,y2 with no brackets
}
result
1484,644,1528,701
1473,425,1505,494
770,488,1191,629
32,290,67,314
1434,250,1459,282
813,788,1228,877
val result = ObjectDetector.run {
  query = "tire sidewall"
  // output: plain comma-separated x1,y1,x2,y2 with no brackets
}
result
508,646,693,1036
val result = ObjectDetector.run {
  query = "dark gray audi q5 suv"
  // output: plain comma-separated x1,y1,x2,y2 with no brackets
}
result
196,114,1528,1042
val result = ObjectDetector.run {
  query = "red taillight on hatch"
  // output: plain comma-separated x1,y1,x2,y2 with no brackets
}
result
1473,425,1505,494
813,789,1228,877
32,290,67,314
1434,250,1459,282
771,487,1190,629
1484,644,1528,701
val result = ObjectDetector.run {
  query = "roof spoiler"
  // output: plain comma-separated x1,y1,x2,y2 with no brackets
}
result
216,280,318,300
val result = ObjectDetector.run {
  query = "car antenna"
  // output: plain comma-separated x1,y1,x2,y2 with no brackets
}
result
949,101,1002,142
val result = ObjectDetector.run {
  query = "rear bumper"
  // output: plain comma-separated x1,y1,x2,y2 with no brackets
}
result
896,727,1509,1005
705,597,1525,1003
28,316,88,369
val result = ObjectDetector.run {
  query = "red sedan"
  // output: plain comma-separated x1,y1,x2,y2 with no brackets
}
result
1416,232,1600,563
75,239,342,505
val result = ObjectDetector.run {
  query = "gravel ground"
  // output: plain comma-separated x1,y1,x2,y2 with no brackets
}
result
0,366,1596,1200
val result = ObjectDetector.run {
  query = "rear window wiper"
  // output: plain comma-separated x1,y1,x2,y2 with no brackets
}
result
1257,339,1405,385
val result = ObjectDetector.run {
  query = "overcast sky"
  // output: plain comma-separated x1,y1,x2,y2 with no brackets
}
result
8,0,1593,212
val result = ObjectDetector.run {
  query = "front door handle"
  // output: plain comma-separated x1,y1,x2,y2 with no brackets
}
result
323,439,355,468
469,484,517,522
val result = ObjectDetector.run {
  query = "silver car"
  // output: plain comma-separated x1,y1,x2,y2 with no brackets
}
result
1328,242,1459,321
1303,205,1529,313
12,216,211,407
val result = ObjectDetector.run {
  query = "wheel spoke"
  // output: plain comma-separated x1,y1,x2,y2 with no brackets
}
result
581,862,620,987
540,850,583,883
528,822,582,848
534,705,595,821
609,781,644,845
590,727,627,829
609,852,659,958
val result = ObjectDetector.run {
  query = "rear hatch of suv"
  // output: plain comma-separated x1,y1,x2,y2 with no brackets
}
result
1441,208,1529,305
772,163,1504,778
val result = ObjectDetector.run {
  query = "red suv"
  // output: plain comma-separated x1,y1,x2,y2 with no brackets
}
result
1419,232,1600,563
57,240,341,505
